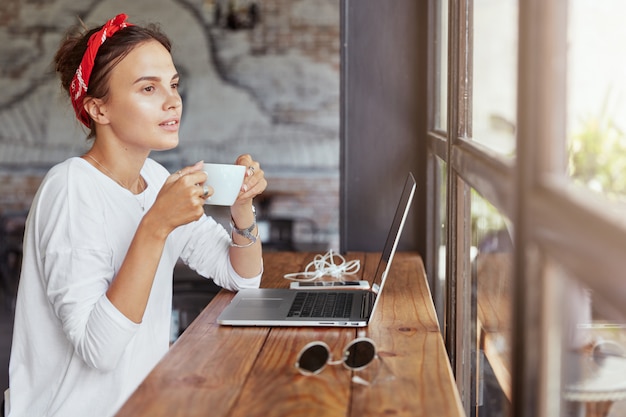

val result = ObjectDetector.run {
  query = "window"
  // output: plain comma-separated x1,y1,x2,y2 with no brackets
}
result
434,0,449,131
567,1,626,202
427,0,626,415
472,0,517,156
472,191,512,415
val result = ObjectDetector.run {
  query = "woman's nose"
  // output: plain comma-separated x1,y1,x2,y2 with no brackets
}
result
165,91,182,110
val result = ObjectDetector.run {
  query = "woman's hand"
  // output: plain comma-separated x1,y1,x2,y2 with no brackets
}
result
229,154,266,241
147,161,209,237
233,154,267,210
229,154,265,278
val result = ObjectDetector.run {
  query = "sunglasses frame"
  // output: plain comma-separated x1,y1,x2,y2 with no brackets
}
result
295,337,378,376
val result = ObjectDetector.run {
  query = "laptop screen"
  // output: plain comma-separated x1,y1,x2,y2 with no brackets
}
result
370,173,416,300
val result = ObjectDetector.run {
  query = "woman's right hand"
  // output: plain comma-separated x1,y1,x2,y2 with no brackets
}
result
146,161,210,237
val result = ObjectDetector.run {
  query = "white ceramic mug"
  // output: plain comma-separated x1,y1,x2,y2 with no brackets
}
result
202,163,246,206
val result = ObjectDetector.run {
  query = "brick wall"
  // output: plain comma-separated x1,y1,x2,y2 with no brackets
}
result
0,172,42,215
0,0,19,27
249,0,340,70
261,173,339,250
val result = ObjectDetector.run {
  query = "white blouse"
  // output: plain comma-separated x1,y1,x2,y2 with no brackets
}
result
8,157,261,417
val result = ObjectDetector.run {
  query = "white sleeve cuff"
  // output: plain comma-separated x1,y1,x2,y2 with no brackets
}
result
226,256,263,290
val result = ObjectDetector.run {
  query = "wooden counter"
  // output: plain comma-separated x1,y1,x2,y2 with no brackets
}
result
115,252,464,417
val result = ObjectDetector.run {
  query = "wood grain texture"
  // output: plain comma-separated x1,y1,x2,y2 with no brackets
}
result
115,252,464,417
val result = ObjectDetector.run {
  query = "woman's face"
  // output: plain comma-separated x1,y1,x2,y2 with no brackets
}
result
98,40,182,152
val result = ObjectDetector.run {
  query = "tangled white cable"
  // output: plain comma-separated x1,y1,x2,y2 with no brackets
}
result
283,249,361,282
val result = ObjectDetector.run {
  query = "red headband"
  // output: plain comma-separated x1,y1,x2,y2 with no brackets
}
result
70,13,134,127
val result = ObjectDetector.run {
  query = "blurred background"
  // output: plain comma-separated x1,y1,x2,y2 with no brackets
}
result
0,0,341,395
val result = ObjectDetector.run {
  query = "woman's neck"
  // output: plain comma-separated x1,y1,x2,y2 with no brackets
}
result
83,144,148,194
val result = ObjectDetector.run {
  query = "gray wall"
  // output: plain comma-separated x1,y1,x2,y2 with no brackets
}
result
340,0,428,254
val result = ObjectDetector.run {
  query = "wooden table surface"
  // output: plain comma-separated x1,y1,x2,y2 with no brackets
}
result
115,252,464,417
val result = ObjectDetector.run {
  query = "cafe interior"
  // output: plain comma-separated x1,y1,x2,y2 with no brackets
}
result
2,0,626,416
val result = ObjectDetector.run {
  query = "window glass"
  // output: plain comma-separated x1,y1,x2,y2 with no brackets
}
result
559,268,626,415
435,0,449,131
472,0,517,156
471,190,512,415
436,158,448,329
567,1,626,202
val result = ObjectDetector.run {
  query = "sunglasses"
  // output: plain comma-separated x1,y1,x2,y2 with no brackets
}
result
295,337,378,376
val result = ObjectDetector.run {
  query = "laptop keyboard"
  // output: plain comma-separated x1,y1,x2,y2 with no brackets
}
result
287,292,354,318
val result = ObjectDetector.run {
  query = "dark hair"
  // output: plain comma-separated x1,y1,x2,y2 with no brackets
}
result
54,21,172,134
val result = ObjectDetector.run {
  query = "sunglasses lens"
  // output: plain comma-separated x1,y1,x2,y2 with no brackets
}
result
344,339,376,370
297,343,330,374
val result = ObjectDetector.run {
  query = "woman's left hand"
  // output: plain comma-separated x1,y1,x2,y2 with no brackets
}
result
234,154,267,207
230,155,265,275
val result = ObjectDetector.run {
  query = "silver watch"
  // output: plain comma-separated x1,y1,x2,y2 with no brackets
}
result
230,205,257,244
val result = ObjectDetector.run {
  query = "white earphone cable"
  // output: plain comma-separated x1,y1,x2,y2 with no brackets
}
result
283,249,361,282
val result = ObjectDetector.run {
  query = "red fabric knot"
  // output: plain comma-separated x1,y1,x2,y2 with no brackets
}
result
69,13,134,127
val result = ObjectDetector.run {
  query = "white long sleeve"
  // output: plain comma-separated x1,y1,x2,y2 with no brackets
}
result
8,157,261,417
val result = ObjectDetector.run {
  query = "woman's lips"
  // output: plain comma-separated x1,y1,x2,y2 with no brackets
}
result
160,119,180,131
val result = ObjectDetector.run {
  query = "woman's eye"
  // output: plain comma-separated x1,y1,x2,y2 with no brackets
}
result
171,82,179,90
143,86,155,92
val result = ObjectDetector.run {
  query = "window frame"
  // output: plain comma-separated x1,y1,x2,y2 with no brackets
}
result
426,0,626,415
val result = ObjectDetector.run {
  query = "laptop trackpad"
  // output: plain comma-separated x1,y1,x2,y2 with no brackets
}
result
236,298,284,309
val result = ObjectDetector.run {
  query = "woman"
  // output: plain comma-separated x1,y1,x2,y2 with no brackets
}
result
7,14,265,417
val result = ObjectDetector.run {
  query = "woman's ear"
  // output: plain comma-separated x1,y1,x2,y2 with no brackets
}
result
83,97,110,125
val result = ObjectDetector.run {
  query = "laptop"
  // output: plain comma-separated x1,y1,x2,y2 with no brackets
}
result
217,172,416,327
